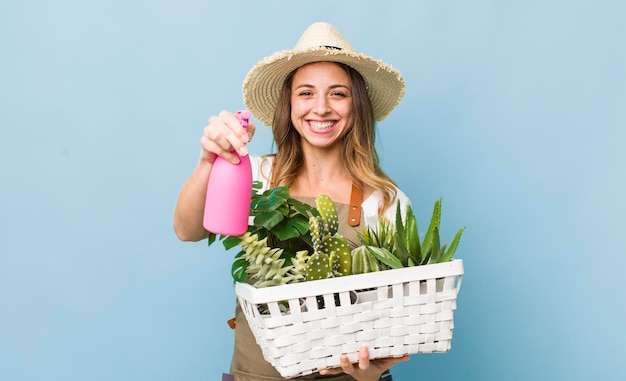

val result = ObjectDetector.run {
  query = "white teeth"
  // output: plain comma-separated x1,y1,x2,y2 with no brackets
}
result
309,121,334,130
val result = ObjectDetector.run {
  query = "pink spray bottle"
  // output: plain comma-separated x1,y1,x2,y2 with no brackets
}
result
203,110,252,236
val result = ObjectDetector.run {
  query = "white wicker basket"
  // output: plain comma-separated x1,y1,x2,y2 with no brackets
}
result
235,259,464,378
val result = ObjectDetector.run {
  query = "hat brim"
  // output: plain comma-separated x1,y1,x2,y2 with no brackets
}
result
243,47,405,128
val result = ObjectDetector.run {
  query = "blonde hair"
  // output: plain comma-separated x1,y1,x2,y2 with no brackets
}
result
270,62,397,216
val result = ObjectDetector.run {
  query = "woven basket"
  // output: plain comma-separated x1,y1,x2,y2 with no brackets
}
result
235,259,464,378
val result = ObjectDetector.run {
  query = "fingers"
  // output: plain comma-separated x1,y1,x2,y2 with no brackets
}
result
318,354,354,376
357,345,371,370
318,346,409,379
246,121,256,143
200,110,251,164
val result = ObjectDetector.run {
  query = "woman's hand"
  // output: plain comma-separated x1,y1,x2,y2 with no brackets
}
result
173,110,255,242
318,346,409,381
200,110,255,164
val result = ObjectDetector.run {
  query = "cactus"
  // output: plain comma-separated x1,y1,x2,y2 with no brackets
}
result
316,195,351,276
305,252,333,281
323,235,351,276
304,195,352,280
305,216,334,280
316,194,339,235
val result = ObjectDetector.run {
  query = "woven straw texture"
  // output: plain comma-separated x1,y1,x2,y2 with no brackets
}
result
236,259,463,378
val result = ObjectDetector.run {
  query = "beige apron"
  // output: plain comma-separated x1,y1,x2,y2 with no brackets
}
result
230,197,364,381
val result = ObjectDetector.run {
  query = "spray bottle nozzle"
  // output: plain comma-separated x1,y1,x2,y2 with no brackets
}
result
235,110,251,129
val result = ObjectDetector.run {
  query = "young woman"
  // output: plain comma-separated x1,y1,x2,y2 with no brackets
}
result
174,22,411,381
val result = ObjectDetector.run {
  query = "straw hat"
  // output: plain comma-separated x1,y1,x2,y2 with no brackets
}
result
242,22,405,128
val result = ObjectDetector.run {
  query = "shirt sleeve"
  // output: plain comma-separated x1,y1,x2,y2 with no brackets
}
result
361,188,412,228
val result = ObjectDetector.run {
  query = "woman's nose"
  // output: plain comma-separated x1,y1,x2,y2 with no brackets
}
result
313,96,331,115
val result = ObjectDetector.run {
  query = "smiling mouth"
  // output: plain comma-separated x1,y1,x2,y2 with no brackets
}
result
309,121,335,131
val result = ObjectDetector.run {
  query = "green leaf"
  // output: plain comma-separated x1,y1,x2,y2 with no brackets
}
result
289,198,316,217
252,181,263,190
250,186,289,214
393,232,410,267
404,203,420,264
422,198,441,260
233,249,245,260
393,201,411,266
431,227,440,263
268,186,290,201
231,258,249,282
367,246,403,269
223,236,242,250
277,204,290,216
394,201,406,245
251,198,273,213
287,214,311,235
421,246,432,266
272,218,306,241
433,242,447,264
439,226,466,262
248,227,268,241
254,210,284,230
207,232,218,246
267,197,287,211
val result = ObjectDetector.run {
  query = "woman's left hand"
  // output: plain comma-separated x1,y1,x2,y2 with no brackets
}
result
318,346,409,381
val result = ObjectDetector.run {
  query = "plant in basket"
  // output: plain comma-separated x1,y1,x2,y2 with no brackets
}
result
210,180,466,287
354,198,466,273
209,181,319,287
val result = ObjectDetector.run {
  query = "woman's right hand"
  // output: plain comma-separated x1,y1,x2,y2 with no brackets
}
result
200,110,255,164
173,110,256,242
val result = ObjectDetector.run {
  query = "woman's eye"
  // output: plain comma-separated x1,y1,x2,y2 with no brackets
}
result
331,91,347,97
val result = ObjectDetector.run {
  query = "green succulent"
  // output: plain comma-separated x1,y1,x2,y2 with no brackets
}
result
209,181,319,283
354,217,395,272
234,232,307,287
396,198,465,266
351,246,381,274
305,195,351,280
355,198,465,269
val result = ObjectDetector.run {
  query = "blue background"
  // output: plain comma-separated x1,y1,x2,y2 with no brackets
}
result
1,1,624,380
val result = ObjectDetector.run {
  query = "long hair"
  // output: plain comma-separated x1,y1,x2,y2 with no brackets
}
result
270,62,397,216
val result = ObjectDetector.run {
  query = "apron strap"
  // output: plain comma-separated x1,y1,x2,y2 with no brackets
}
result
348,183,362,227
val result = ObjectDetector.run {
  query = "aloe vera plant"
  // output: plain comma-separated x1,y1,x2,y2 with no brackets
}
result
403,198,465,265
357,198,465,269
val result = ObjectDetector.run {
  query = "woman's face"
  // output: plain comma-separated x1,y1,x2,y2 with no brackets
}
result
290,62,353,149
